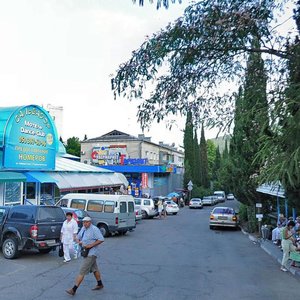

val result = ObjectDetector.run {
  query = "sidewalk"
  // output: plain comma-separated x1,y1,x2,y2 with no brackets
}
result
241,228,300,279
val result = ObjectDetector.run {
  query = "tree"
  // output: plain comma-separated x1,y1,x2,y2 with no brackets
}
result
65,137,81,157
199,124,209,188
112,0,300,192
212,146,221,182
206,140,216,180
193,129,201,185
183,111,194,187
132,0,182,9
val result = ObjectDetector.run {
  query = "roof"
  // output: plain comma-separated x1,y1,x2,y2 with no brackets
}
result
256,182,285,198
0,171,27,182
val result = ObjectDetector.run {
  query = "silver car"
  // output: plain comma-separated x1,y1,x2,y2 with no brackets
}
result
202,196,215,206
189,198,203,209
209,207,239,229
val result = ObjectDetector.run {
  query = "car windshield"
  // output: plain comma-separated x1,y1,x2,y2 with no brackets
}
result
191,199,200,202
134,199,141,205
213,208,234,215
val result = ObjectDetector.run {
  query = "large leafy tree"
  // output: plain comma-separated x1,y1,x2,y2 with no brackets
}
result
65,137,81,157
113,0,300,195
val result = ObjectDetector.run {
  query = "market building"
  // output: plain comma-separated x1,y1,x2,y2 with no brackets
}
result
0,105,127,206
80,130,184,197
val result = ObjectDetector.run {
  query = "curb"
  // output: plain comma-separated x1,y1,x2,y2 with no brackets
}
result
241,227,300,279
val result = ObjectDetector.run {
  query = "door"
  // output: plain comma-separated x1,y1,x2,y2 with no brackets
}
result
127,201,136,227
119,201,128,229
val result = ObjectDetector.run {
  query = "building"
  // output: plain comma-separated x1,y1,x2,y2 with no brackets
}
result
80,130,184,197
0,105,127,206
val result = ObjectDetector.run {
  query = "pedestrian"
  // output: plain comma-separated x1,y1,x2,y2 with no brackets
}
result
163,200,167,218
61,212,78,263
281,220,296,272
157,199,163,219
66,216,105,296
272,214,287,246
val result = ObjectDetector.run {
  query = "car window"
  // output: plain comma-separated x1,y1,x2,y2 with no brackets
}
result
134,199,141,205
143,200,150,206
0,208,6,222
9,207,35,222
213,208,234,214
104,201,115,213
120,201,127,213
60,198,69,207
74,210,87,218
38,207,65,222
128,201,134,213
87,200,104,212
70,199,86,210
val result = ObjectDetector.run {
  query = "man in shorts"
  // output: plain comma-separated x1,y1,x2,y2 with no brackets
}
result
66,216,104,296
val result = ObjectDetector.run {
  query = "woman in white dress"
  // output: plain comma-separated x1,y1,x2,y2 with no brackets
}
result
60,212,78,262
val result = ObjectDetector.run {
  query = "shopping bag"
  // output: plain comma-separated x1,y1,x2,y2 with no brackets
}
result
58,243,64,257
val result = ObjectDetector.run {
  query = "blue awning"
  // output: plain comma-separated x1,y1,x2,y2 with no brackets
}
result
25,172,57,183
0,172,26,182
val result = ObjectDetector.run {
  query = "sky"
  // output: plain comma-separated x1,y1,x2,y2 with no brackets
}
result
0,0,295,148
0,0,197,148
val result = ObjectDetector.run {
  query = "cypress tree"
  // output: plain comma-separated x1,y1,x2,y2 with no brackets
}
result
183,111,194,187
199,124,209,188
193,129,201,186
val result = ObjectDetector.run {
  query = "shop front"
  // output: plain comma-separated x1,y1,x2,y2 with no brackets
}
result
0,105,128,206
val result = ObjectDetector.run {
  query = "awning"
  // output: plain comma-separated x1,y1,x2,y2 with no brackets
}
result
25,172,57,183
0,172,26,182
256,182,285,198
48,172,127,191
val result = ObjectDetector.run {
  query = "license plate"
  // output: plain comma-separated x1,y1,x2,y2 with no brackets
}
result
218,216,227,220
46,240,56,245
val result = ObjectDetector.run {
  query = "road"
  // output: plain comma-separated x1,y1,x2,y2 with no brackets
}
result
1,200,300,300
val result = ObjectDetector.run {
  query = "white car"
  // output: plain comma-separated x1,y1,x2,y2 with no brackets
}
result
227,193,235,200
202,196,215,206
164,200,179,215
134,198,158,219
135,205,143,221
189,198,203,209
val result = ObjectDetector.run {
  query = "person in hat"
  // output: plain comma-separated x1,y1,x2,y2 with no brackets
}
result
66,216,104,296
60,212,78,262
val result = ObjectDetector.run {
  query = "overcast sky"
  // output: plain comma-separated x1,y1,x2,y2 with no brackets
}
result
0,0,295,148
0,0,197,147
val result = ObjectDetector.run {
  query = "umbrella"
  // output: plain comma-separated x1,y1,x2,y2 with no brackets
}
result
167,192,180,198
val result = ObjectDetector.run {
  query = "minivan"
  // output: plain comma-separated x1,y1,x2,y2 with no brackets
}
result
58,194,136,237
213,191,226,202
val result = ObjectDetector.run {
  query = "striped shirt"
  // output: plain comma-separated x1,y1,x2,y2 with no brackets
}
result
77,224,104,257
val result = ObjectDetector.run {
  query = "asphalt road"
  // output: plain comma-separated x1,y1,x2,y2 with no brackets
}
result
1,200,300,300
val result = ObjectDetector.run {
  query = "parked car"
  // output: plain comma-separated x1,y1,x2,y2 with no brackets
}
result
189,198,203,209
227,193,235,200
164,200,179,215
0,205,65,259
134,205,143,221
209,207,239,229
202,196,215,206
134,198,158,219
61,207,90,231
213,191,226,202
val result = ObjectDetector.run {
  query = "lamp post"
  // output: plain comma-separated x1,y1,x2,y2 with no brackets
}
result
187,180,193,204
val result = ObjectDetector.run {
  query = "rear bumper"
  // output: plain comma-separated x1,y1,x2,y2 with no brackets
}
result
22,238,60,250
210,221,238,227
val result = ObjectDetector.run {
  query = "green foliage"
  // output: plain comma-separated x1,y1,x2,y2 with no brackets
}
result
193,130,201,185
199,125,209,188
206,140,216,178
65,137,81,157
191,184,211,199
183,112,194,186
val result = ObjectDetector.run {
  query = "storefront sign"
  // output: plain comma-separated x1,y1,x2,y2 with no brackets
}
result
141,173,148,189
91,145,127,165
123,158,148,165
3,105,58,170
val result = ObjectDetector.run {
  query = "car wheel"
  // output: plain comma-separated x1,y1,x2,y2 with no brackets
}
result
141,210,148,219
38,248,52,254
98,224,109,237
2,237,19,259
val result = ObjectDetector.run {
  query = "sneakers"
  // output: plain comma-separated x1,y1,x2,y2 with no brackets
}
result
66,288,76,295
63,259,71,263
92,284,104,290
280,266,288,272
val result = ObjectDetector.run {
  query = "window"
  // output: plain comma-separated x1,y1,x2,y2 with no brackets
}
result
0,208,5,222
70,199,86,210
60,198,69,207
26,182,36,199
9,207,34,222
5,182,21,204
104,201,115,213
120,201,127,213
144,200,150,206
128,201,134,213
134,199,141,205
87,200,104,212
38,207,65,222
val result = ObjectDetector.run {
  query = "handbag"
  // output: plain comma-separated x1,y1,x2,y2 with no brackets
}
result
58,243,64,257
80,247,89,258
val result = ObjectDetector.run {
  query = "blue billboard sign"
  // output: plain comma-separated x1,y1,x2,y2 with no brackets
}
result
3,105,58,170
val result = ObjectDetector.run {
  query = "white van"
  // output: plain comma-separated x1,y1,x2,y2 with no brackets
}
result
213,191,226,202
58,194,136,237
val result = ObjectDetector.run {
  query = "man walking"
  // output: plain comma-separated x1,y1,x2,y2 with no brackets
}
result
66,216,104,296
